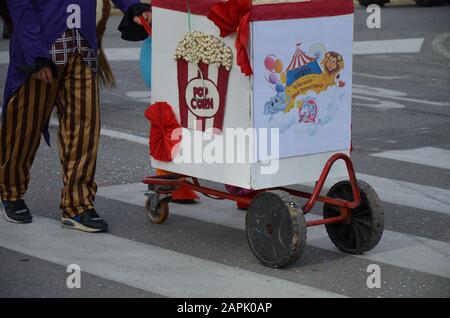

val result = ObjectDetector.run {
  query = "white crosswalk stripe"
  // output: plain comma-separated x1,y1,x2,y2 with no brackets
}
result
49,118,149,145
97,182,450,279
0,216,344,298
372,147,450,170
353,38,424,55
301,173,450,215
356,173,450,215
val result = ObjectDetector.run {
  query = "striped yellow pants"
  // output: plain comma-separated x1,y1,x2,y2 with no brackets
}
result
0,54,100,217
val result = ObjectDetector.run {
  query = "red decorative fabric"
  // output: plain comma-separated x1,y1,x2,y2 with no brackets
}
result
207,0,253,76
144,102,182,162
152,0,354,21
250,0,354,22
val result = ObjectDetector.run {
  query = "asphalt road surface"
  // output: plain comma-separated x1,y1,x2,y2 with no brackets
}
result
0,4,449,298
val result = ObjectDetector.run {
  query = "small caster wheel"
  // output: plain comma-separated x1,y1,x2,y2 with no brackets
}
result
246,190,306,268
323,180,384,254
145,195,171,224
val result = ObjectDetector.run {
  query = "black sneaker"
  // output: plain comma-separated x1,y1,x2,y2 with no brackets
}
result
1,200,33,224
61,209,108,233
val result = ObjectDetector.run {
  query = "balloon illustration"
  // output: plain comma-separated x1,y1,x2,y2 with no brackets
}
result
264,54,276,72
268,73,279,85
274,59,283,73
264,55,286,94
275,83,285,93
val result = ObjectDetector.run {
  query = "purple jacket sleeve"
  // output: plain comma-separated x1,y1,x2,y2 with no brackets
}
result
111,0,142,13
7,0,51,65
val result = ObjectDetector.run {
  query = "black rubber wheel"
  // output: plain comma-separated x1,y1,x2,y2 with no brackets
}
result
246,190,306,268
323,180,384,255
145,196,171,224
358,0,387,7
415,0,447,6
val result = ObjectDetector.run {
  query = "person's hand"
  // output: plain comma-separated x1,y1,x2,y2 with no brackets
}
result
133,10,152,26
32,67,53,84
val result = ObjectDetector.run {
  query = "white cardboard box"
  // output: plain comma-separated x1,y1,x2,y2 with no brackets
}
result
150,0,354,190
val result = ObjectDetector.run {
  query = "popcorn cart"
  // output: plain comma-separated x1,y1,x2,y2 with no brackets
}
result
142,0,384,268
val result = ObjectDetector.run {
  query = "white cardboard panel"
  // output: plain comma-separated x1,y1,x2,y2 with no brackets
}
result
252,15,353,160
251,150,350,189
151,7,352,189
151,7,253,188
153,160,253,189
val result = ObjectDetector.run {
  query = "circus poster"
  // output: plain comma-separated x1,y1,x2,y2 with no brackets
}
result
253,14,353,161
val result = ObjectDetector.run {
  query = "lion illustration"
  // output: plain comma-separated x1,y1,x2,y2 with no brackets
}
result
321,52,344,85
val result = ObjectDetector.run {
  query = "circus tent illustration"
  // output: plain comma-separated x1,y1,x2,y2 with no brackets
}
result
286,43,316,71
285,43,323,87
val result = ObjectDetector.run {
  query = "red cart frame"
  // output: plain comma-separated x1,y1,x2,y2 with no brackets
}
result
143,152,361,227
142,151,384,269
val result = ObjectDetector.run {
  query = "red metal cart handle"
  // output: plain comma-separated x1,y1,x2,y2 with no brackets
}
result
302,153,361,213
139,15,152,37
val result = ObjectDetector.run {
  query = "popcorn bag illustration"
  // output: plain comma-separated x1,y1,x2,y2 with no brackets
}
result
175,32,233,132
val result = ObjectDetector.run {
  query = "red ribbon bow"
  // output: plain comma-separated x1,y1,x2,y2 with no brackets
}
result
144,102,182,162
207,0,253,76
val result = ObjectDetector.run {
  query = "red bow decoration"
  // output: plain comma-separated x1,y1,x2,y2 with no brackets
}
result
207,0,253,76
144,102,182,162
